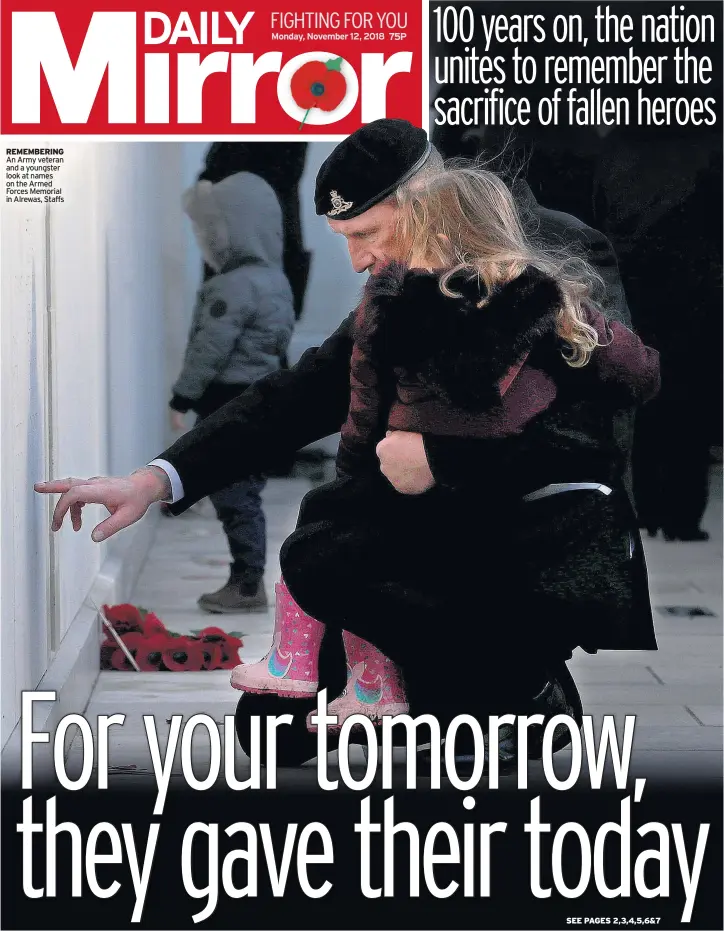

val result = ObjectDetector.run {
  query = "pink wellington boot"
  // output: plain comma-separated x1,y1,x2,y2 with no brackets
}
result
307,630,409,732
230,580,324,698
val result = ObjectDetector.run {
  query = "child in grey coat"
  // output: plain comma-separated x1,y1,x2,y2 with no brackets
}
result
171,171,295,612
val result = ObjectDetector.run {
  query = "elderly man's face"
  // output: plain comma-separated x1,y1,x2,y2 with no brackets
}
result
327,201,402,274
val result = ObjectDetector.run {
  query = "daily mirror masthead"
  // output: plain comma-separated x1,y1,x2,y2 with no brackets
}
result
1,1,424,137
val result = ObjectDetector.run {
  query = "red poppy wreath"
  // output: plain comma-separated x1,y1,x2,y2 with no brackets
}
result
101,604,243,672
290,57,347,129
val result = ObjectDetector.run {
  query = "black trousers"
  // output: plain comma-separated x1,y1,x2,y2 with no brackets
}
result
633,395,711,536
195,384,267,584
280,476,573,725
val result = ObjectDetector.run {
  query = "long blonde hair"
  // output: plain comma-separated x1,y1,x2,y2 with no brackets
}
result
393,165,601,366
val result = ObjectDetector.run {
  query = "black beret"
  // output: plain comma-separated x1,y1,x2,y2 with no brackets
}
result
315,119,431,220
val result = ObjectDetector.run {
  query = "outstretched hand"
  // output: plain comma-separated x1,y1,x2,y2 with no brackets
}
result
34,468,170,542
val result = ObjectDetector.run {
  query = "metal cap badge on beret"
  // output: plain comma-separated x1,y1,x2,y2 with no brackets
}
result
315,119,431,220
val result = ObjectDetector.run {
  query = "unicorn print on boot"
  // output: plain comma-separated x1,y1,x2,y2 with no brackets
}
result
230,581,323,698
307,631,409,732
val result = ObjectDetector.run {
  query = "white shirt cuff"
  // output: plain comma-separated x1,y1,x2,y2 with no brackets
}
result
147,459,185,504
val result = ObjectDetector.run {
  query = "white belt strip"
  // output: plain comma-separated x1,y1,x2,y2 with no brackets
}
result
522,482,613,503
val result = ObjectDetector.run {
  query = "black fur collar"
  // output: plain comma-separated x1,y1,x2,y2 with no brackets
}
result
357,261,563,409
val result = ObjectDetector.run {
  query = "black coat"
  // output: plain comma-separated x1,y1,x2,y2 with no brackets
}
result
279,271,659,658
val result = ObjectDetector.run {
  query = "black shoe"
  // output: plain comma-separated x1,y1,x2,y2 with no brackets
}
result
416,666,583,778
524,669,583,760
662,528,710,542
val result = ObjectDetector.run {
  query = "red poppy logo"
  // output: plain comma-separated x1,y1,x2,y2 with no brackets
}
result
290,57,347,130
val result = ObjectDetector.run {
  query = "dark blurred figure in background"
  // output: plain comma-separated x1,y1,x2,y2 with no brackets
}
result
199,143,311,319
596,141,722,541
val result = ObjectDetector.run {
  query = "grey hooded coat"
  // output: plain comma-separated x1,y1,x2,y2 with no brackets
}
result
172,172,294,407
